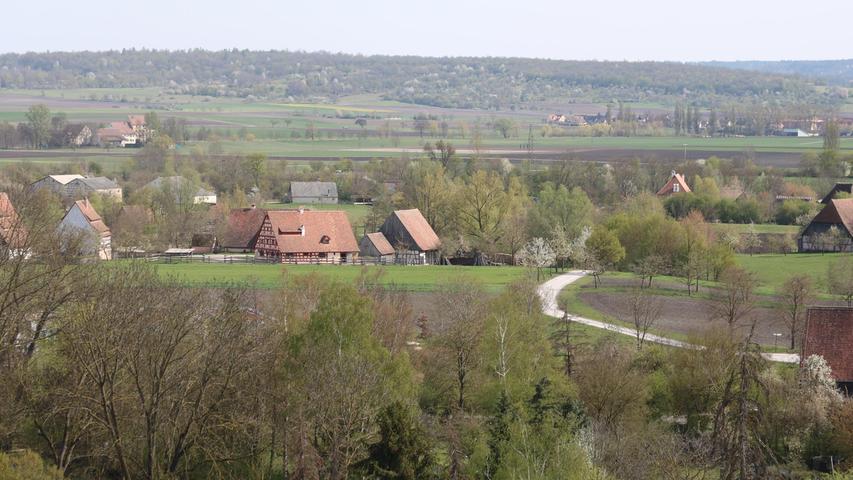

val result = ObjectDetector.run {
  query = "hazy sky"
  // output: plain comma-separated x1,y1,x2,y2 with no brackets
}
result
2,0,850,61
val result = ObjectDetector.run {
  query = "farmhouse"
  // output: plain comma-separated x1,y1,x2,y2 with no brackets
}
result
144,176,217,205
64,176,123,201
802,307,853,394
59,199,112,260
379,208,441,265
820,183,853,204
289,181,338,204
656,171,691,197
359,232,395,263
798,198,853,252
220,206,267,252
63,124,93,147
0,193,29,255
30,174,84,195
254,208,359,264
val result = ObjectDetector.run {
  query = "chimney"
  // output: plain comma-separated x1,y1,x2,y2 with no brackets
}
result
250,203,256,209
671,170,677,177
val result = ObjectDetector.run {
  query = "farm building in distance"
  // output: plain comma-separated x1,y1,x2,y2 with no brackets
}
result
144,176,217,205
64,177,123,201
220,206,267,252
802,307,853,394
820,183,853,204
289,181,338,204
656,171,691,197
30,174,84,195
798,198,853,252
95,115,152,147
359,232,395,263
0,193,28,255
59,199,112,260
379,209,441,265
254,208,358,264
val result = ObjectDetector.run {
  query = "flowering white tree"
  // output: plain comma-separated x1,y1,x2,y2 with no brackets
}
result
518,237,556,281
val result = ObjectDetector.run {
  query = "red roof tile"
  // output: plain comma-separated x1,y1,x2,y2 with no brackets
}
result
803,307,853,382
393,209,441,251
222,207,267,249
656,172,691,196
364,232,394,255
265,209,358,254
74,199,110,237
0,193,28,249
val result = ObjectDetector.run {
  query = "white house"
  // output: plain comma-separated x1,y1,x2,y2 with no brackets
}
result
59,199,112,260
144,176,217,205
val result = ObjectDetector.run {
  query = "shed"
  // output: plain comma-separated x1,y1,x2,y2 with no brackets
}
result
379,209,441,264
359,232,395,262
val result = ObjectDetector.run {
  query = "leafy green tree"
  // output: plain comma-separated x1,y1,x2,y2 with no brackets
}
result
359,402,436,479
0,450,63,480
243,152,268,189
528,183,594,239
493,118,515,139
586,226,625,267
25,104,51,148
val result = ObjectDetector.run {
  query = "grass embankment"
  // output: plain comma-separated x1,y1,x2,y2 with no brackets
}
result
155,263,536,293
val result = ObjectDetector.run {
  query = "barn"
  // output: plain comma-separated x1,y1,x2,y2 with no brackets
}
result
289,182,338,204
254,208,358,264
379,209,441,265
220,206,267,252
798,198,853,252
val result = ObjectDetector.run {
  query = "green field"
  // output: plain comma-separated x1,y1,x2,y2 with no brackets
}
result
155,263,536,292
737,252,847,290
709,223,801,235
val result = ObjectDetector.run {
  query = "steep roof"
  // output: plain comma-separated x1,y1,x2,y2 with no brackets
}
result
0,193,28,249
363,232,394,256
393,209,441,251
221,207,267,249
802,307,853,382
820,183,853,204
128,115,146,127
656,171,691,196
74,176,120,190
808,198,853,235
290,181,338,199
72,199,110,237
42,174,84,185
265,209,358,253
109,121,134,135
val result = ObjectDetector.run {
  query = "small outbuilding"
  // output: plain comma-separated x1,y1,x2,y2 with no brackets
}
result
359,232,395,263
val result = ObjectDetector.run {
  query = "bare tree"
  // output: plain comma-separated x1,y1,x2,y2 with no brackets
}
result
778,274,814,350
711,266,758,336
623,287,664,350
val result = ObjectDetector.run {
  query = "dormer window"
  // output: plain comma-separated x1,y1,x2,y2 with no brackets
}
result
320,235,330,244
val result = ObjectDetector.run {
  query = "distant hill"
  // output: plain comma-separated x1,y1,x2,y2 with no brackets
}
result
702,60,853,86
0,50,842,110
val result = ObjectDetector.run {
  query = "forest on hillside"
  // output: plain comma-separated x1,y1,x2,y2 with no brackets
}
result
704,59,853,86
0,50,844,110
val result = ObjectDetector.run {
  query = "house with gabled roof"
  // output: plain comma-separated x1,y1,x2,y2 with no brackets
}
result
289,181,338,204
254,208,358,264
59,199,112,260
220,206,267,252
0,193,29,256
656,171,691,197
30,174,85,195
798,198,853,252
379,208,441,264
802,307,853,394
359,232,395,263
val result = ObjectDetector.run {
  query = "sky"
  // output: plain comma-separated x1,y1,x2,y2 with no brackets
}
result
2,0,851,61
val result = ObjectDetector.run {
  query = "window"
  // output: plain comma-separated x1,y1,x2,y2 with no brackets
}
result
673,183,679,193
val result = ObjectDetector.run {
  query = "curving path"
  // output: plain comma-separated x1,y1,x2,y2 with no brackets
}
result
538,271,800,364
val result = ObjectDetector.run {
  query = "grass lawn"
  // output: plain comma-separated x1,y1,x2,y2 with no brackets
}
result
155,263,536,292
736,252,849,290
709,223,801,235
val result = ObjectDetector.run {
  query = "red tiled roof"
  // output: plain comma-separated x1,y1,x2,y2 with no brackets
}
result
0,193,28,249
394,209,441,251
128,115,146,127
656,172,691,196
109,121,134,135
265,210,358,254
364,232,394,255
74,199,110,237
810,198,853,235
802,307,853,382
222,207,267,249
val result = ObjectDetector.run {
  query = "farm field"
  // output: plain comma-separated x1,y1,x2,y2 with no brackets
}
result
155,263,536,292
736,252,848,290
708,223,801,235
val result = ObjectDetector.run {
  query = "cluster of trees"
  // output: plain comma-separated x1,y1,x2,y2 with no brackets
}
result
0,50,838,110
